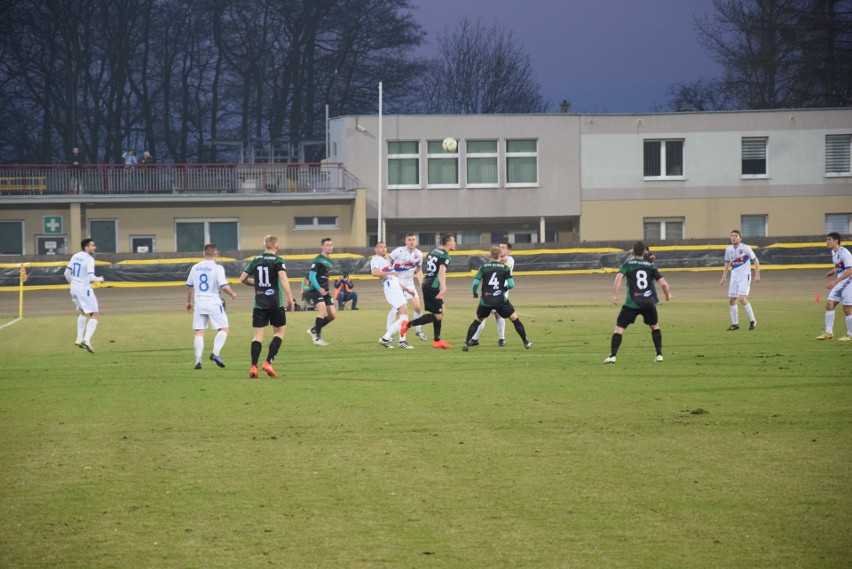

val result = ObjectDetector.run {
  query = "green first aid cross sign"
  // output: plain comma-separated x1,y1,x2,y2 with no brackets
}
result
44,216,62,234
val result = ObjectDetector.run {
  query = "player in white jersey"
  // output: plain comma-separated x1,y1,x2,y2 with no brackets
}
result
388,233,428,341
719,229,760,330
469,241,515,347
64,238,105,353
817,232,852,340
186,243,238,369
371,241,413,349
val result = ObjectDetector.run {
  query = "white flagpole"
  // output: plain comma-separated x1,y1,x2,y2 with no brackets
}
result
377,81,383,243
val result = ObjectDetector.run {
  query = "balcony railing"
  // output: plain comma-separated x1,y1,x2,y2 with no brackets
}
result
0,162,361,196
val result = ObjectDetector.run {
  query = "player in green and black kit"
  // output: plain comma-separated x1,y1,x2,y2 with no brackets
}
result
462,245,532,351
603,241,672,364
401,233,455,348
239,235,295,378
305,237,336,345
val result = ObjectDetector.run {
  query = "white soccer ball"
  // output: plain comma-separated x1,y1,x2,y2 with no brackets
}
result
442,137,457,153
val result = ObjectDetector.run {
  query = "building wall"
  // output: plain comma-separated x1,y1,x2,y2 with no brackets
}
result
0,190,367,256
330,108,851,242
581,196,843,241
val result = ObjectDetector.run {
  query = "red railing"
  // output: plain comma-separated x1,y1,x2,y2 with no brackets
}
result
0,163,361,196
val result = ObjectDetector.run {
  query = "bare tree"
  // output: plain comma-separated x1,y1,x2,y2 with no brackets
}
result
663,78,734,111
421,16,548,114
678,0,852,110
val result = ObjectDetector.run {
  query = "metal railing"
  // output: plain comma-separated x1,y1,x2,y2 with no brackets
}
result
0,163,361,196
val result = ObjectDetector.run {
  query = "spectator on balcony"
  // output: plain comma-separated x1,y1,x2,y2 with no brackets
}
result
122,148,138,168
69,147,83,194
141,150,155,166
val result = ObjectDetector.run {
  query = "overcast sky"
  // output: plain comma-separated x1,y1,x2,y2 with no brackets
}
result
408,0,723,113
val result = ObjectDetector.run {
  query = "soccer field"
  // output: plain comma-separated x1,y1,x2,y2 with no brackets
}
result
0,271,849,568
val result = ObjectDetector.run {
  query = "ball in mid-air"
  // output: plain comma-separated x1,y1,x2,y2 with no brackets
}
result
442,137,457,152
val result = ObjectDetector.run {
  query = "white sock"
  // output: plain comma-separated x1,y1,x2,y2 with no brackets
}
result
413,310,422,332
472,319,486,340
83,318,98,343
825,311,835,333
729,305,738,325
387,318,404,339
194,336,204,362
76,315,87,342
496,317,506,340
744,303,755,323
386,307,397,334
846,315,852,336
213,331,227,355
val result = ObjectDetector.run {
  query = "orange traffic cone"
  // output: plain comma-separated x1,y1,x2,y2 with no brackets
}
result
816,294,820,303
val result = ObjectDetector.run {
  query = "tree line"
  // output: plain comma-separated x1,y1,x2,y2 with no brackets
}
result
1,1,848,165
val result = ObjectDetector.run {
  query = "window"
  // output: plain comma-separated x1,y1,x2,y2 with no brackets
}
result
460,231,481,245
89,219,117,253
466,140,498,186
644,218,684,241
506,139,538,185
388,141,419,188
176,219,238,252
825,213,852,234
644,140,684,178
130,235,156,253
826,134,851,176
742,137,768,177
741,215,767,238
0,221,24,255
294,216,339,230
427,140,458,187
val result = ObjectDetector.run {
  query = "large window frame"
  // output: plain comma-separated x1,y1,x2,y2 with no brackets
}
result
88,219,117,253
505,139,538,187
825,213,851,234
466,139,499,188
175,218,239,252
826,134,851,177
426,140,459,188
643,218,684,241
294,216,339,230
741,214,768,238
643,139,685,180
741,137,768,178
0,220,25,255
387,141,420,189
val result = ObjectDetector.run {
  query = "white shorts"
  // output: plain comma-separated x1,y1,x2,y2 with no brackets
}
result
400,283,419,301
193,309,230,330
71,289,99,314
727,274,751,298
828,278,852,305
382,279,407,310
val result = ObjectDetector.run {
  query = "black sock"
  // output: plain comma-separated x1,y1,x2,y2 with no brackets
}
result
466,320,479,342
409,313,436,328
651,328,662,355
433,319,442,340
610,333,622,357
512,318,527,342
267,336,282,363
315,317,328,335
250,340,262,365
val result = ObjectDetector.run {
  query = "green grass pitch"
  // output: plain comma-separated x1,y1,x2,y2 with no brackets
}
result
0,296,849,568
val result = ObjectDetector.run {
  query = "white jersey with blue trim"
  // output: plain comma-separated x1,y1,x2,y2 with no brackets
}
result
724,243,757,278
67,250,97,293
833,246,852,280
388,246,423,286
186,259,228,312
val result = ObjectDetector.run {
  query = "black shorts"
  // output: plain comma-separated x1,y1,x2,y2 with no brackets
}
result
422,285,444,314
476,301,515,320
304,289,333,306
616,304,658,328
252,306,286,328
